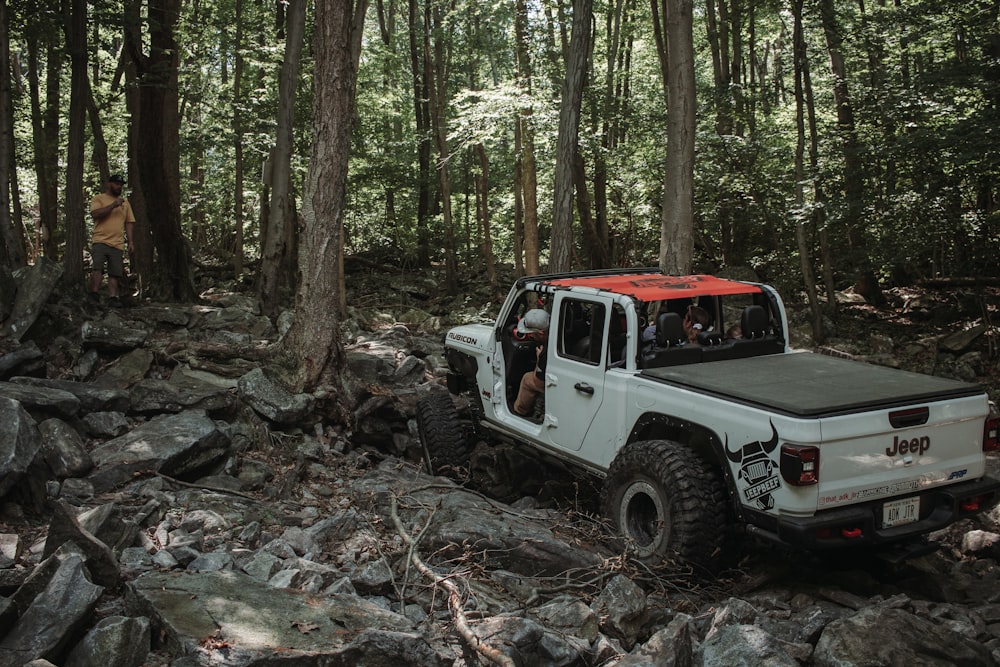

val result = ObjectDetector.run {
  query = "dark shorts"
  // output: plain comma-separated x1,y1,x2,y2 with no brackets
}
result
91,243,124,278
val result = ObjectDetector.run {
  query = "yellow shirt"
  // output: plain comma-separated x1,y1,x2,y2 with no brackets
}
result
90,193,136,250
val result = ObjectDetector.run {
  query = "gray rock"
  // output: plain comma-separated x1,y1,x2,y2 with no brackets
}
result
1,256,63,341
0,532,20,568
187,552,234,572
88,410,231,492
963,530,1000,557
241,551,283,582
814,606,993,667
129,377,235,414
0,380,80,418
38,418,93,478
591,574,648,649
0,341,44,379
358,468,603,577
532,595,600,643
80,320,149,351
64,615,150,667
129,570,442,664
119,547,154,576
279,526,319,556
941,324,988,353
151,550,180,569
349,557,394,595
60,478,95,504
77,502,139,554
699,624,800,666
618,613,696,667
42,501,121,588
10,377,131,413
237,368,315,424
82,411,130,437
0,553,104,664
92,349,154,390
0,396,42,497
473,615,589,666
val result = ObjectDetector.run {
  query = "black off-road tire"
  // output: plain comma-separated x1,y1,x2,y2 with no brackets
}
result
602,439,728,570
416,387,472,476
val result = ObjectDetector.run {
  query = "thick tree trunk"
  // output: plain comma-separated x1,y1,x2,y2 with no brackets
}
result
131,0,196,302
658,0,696,275
550,0,593,272
62,0,87,288
123,0,151,294
426,1,457,294
259,0,305,319
514,0,540,275
0,0,24,270
283,0,368,394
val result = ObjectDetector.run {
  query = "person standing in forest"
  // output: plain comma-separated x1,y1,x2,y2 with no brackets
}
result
89,174,135,308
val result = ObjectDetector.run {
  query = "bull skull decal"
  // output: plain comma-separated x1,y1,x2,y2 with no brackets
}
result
726,423,781,511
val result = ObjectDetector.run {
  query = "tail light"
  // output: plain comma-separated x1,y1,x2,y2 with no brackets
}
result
780,444,819,486
985,417,1000,452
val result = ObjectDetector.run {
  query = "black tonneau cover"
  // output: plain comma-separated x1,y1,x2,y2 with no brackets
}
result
640,352,985,417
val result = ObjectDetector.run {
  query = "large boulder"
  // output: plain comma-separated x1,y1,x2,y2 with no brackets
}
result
88,409,231,491
0,396,42,497
1,257,63,342
237,368,315,424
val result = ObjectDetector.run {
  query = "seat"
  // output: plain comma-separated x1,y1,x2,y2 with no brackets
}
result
640,312,701,367
741,305,769,339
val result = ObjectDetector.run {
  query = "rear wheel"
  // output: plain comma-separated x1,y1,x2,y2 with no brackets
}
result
416,387,472,476
602,439,728,570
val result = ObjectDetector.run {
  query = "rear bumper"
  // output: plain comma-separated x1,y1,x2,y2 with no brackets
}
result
744,476,1000,549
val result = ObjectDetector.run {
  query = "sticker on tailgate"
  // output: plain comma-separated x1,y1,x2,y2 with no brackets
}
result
819,479,921,507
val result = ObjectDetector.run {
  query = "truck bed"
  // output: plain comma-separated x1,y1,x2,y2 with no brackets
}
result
640,352,985,418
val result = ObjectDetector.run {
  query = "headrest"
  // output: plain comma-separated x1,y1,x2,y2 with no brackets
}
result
741,305,769,340
655,312,686,347
696,331,723,346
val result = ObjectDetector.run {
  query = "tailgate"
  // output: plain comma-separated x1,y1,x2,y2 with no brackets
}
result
813,394,989,510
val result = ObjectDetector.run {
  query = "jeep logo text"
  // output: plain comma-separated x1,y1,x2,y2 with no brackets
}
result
886,435,930,457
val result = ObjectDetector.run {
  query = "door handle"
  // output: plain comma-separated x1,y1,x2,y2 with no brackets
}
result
574,382,594,395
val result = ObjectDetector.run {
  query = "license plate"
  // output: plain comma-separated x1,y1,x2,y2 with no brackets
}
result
882,496,920,528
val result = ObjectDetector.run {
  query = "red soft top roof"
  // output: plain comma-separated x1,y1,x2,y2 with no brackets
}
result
539,273,762,301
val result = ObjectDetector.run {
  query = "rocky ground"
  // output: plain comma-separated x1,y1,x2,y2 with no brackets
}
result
1,258,999,666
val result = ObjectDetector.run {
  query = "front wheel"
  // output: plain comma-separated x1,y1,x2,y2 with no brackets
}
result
415,387,472,477
602,439,728,570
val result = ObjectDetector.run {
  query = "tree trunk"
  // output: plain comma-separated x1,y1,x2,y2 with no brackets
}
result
123,0,151,295
408,0,432,267
130,0,196,302
550,0,593,272
62,0,88,288
473,143,497,292
426,0,457,294
0,0,24,270
514,0,540,275
283,0,368,395
232,0,245,276
658,0,696,274
26,33,61,260
792,0,823,343
817,0,884,305
259,0,306,319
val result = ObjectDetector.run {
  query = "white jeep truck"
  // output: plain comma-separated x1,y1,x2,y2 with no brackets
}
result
416,269,1000,567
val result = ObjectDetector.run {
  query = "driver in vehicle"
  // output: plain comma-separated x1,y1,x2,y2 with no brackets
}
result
513,308,550,418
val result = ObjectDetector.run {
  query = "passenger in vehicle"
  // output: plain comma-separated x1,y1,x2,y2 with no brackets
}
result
513,309,550,418
725,324,742,340
684,305,712,344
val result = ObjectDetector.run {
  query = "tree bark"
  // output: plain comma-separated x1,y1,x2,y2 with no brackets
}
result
817,0,885,305
259,0,305,318
408,0,432,267
514,0,540,275
0,0,24,270
550,0,593,272
26,31,61,260
62,0,88,288
232,0,245,276
283,0,368,394
473,143,497,292
658,0,696,275
792,0,823,343
124,0,194,302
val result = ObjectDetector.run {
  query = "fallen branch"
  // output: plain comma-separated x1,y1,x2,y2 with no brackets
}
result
390,494,514,667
